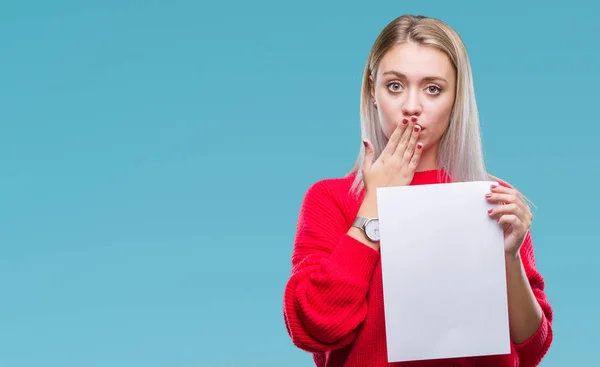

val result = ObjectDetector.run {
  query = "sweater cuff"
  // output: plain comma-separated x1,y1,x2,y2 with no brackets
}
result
513,311,549,356
329,234,380,283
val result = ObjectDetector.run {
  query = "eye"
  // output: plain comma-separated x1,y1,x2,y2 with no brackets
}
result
426,85,442,95
387,82,403,92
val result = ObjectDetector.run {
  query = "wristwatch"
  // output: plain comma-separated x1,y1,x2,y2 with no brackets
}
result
352,216,380,242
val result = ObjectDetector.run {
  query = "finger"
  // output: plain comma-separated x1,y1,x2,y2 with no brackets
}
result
381,118,409,157
408,141,424,170
393,121,415,157
488,203,523,220
491,185,530,211
485,192,518,205
490,184,514,193
497,214,523,230
362,140,374,171
394,119,418,158
401,124,421,163
487,187,529,214
490,185,526,202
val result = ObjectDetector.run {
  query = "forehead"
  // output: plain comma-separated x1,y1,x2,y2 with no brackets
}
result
378,42,455,79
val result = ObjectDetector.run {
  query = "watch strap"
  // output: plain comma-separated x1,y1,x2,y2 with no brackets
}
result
352,216,369,229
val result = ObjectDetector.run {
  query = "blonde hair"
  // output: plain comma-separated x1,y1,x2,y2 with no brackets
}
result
348,14,494,194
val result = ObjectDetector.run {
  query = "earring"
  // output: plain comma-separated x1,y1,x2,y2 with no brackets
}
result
372,100,377,107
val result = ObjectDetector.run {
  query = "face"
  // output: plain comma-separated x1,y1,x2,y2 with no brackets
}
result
370,42,456,152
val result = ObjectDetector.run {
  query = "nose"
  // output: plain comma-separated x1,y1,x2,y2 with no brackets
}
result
402,89,422,117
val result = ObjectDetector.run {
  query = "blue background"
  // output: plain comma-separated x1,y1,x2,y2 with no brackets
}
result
1,0,597,366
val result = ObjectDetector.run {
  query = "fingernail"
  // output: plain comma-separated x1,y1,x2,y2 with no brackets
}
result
402,118,408,124
491,184,497,188
488,208,492,214
413,125,421,132
485,193,492,198
417,143,423,149
410,116,417,122
362,140,368,148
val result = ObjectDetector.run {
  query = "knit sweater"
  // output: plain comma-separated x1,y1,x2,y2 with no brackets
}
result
283,169,553,367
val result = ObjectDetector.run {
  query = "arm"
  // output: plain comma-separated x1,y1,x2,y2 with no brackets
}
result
508,231,554,366
282,181,380,353
486,178,553,365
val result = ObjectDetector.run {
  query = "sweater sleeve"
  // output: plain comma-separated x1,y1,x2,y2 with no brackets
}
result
512,231,554,366
282,180,380,353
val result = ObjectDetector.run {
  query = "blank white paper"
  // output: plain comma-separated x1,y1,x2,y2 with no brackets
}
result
376,181,510,363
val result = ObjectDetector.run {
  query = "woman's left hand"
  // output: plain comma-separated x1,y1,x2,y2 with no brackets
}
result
486,184,533,259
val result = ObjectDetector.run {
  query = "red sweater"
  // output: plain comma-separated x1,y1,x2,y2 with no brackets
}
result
283,169,553,367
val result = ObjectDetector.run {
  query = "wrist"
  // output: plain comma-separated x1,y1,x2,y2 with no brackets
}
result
359,190,378,217
348,191,380,251
504,252,523,269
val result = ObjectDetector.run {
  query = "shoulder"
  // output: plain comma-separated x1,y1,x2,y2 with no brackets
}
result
300,174,362,228
298,174,361,221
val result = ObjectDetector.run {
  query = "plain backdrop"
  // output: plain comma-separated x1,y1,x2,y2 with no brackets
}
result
1,0,598,366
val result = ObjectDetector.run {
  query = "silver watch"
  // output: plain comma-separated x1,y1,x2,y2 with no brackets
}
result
352,216,380,242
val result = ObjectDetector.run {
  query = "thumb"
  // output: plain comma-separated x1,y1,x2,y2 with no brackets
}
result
362,139,374,171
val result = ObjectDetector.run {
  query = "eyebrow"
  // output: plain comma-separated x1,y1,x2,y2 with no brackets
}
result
382,70,449,84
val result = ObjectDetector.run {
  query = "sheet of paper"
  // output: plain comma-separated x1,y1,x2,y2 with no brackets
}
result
376,181,510,363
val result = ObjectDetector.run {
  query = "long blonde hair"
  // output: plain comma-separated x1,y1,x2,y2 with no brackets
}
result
348,15,496,194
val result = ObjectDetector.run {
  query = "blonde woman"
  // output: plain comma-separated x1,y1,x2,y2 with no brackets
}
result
282,14,553,367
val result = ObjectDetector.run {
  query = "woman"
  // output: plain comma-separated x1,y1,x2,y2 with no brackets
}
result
282,14,553,367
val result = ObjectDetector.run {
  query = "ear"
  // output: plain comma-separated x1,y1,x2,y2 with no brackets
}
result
369,74,375,101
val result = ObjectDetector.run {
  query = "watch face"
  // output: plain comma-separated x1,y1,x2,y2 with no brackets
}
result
365,219,380,241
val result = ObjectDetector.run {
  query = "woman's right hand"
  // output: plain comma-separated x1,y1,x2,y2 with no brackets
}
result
362,117,423,196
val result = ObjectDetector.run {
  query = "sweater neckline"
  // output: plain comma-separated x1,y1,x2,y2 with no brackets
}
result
411,169,451,184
